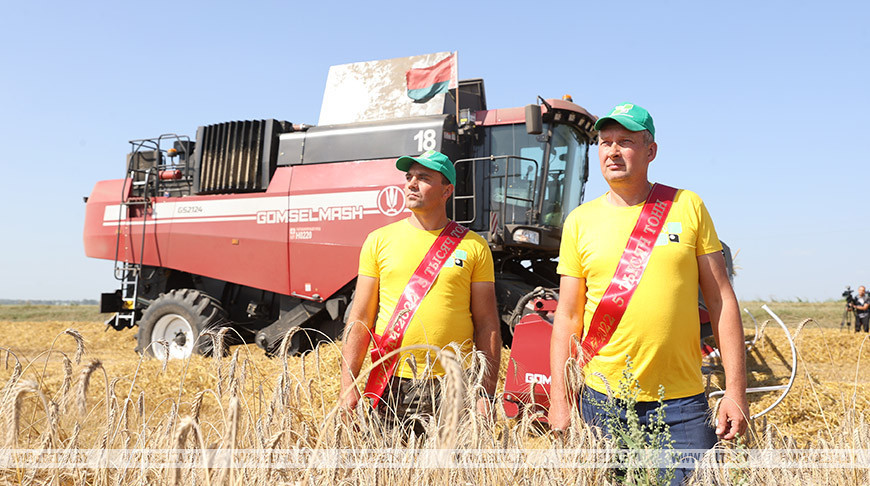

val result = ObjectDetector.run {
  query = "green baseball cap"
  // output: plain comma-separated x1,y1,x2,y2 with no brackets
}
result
396,150,456,185
594,102,656,140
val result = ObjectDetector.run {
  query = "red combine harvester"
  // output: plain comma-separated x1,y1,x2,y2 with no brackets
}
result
83,74,597,362
84,54,795,420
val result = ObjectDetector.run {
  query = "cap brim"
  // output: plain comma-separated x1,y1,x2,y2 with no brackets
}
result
594,115,647,133
396,155,456,185
396,156,444,177
395,155,419,172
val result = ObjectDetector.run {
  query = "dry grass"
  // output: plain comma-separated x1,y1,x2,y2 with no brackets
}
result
739,300,850,329
0,305,104,323
0,302,867,484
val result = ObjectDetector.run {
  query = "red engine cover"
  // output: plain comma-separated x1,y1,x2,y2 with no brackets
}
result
503,312,553,420
83,158,410,301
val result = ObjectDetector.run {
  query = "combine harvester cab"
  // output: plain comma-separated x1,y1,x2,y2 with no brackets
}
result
83,52,599,359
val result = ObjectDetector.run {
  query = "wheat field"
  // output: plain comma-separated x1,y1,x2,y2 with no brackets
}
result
0,302,867,485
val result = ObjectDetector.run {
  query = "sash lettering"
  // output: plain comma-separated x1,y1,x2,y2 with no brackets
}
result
363,220,469,407
579,184,678,366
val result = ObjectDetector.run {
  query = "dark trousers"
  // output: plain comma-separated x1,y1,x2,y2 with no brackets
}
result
580,387,718,486
375,376,441,436
857,314,869,332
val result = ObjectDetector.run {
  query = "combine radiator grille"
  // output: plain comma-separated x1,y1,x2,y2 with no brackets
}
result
199,121,264,193
194,119,290,194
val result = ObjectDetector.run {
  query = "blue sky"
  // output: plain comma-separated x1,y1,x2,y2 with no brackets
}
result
0,1,867,301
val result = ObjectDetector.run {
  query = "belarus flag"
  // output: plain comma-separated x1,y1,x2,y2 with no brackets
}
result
405,53,458,103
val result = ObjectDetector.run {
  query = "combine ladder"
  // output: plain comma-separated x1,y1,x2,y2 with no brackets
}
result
112,264,140,329
106,135,192,330
108,167,155,330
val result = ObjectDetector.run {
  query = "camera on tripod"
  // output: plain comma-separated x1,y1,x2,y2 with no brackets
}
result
840,285,858,328
843,286,856,305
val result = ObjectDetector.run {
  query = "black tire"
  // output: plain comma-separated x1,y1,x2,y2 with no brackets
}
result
136,289,229,359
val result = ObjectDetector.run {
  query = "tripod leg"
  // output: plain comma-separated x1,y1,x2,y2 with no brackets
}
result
842,305,854,329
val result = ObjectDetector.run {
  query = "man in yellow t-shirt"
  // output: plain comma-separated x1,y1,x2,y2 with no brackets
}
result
339,150,500,431
548,103,748,483
557,188,724,401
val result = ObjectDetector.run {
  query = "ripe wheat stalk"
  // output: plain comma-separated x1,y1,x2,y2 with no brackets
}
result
0,324,866,484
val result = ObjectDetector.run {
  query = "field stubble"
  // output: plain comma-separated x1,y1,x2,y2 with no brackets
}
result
0,301,866,484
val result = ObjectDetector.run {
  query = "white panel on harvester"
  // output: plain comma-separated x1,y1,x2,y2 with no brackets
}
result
318,51,458,126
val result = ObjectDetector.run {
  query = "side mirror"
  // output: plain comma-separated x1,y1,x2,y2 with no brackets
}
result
525,104,542,135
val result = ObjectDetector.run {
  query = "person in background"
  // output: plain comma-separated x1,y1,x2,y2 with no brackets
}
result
852,286,869,333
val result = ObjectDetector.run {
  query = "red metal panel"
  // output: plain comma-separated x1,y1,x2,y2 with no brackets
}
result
286,159,408,300
503,313,553,418
84,158,413,301
475,107,526,126
83,179,169,268
121,204,168,269
83,180,126,260
163,191,291,295
542,98,597,121
532,298,558,312
475,99,597,127
266,168,292,193
699,306,711,325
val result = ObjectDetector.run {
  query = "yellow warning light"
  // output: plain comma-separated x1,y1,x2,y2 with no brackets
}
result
562,94,574,102
123,300,134,310
167,148,178,157
231,239,240,245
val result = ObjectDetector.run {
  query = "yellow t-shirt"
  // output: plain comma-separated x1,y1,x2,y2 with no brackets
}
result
358,219,495,378
557,188,722,401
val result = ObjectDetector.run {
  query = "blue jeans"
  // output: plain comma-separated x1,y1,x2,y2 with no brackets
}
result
580,387,718,485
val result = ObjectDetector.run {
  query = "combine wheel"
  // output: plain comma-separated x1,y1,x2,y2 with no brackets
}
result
137,289,229,360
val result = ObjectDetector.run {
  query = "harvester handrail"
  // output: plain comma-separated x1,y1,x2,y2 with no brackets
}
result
708,304,798,419
453,155,539,227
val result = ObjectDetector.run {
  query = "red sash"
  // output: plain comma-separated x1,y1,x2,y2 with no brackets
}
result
579,184,678,366
363,220,469,408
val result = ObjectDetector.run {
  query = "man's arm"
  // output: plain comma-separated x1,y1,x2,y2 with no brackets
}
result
856,299,870,311
470,281,502,413
698,251,748,439
339,275,379,410
547,275,587,431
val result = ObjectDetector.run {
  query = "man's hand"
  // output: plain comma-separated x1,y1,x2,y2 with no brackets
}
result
339,386,362,412
698,252,748,441
547,398,573,432
470,281,501,413
716,392,749,439
548,275,586,435
475,396,495,416
339,276,378,415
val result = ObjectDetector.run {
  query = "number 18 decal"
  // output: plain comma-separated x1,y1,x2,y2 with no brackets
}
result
413,129,437,152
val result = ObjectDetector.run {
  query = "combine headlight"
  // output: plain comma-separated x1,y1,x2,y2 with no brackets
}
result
512,228,540,245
